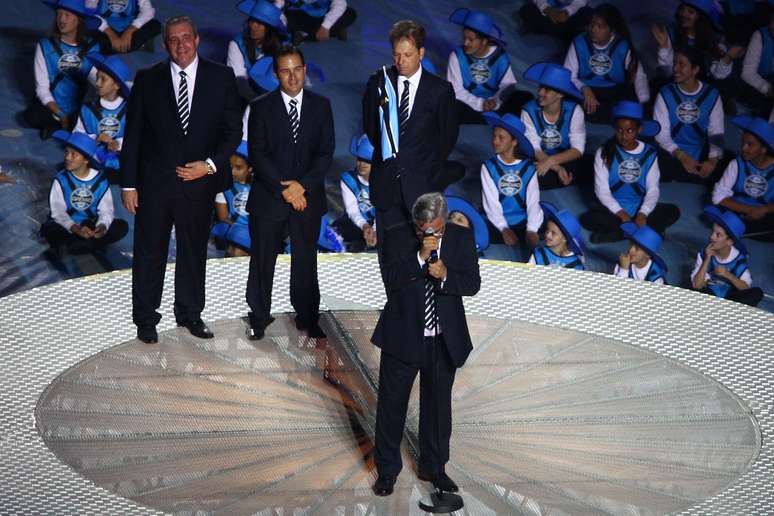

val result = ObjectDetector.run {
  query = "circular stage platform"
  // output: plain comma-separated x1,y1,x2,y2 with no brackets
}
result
1,255,773,515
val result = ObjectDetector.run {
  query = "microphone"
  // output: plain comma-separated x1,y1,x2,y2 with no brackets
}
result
424,228,438,264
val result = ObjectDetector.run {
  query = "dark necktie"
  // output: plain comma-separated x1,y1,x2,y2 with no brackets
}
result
424,276,436,331
177,70,189,135
399,79,410,136
289,98,299,143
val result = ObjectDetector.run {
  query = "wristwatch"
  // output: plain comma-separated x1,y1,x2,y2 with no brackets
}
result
206,161,215,175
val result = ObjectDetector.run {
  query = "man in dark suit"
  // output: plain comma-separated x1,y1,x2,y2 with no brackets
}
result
362,20,460,283
244,44,335,340
371,192,480,497
121,16,242,344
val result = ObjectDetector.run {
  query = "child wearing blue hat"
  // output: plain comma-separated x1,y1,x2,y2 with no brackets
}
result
529,202,585,270
712,116,774,241
23,0,101,139
74,53,131,182
564,4,649,123
654,45,725,184
41,130,127,254
93,0,161,54
521,62,589,189
518,0,593,43
581,101,681,243
614,222,668,284
334,134,377,251
691,206,763,306
480,112,543,256
213,141,253,257
228,0,286,100
740,7,774,118
279,0,357,44
446,8,533,124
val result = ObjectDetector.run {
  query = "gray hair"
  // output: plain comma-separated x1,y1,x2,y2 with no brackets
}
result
164,15,198,40
412,192,448,225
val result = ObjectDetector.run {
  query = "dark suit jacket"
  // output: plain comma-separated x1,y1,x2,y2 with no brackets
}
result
372,223,480,368
362,66,459,212
120,58,242,199
246,89,335,221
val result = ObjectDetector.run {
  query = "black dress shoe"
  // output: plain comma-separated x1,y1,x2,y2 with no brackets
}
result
417,468,459,493
295,317,327,339
137,325,158,344
372,475,396,496
246,325,265,341
178,319,214,339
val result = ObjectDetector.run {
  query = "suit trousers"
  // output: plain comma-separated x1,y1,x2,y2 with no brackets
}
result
246,212,321,329
132,193,213,327
374,335,457,477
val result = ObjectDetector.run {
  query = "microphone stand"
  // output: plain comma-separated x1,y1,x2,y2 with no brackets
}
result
418,250,464,514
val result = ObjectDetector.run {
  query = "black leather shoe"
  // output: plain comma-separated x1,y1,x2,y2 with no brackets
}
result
137,325,158,344
372,475,396,496
295,317,327,339
417,468,459,493
179,319,214,339
246,325,265,341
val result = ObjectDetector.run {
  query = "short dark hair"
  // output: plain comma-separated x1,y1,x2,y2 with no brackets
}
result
164,15,198,40
272,44,305,73
389,20,426,50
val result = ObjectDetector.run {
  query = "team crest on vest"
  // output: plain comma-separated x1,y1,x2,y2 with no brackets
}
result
469,59,491,85
70,187,94,211
541,127,562,150
618,158,642,183
58,52,82,73
498,172,522,196
357,189,372,215
107,0,129,13
676,100,700,124
234,190,249,216
744,174,768,198
589,52,612,76
98,115,121,138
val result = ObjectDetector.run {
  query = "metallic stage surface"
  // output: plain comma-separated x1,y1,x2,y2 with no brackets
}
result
1,255,773,515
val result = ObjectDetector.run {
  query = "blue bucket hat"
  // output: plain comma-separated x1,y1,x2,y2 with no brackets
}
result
611,101,661,138
248,56,325,92
731,115,774,154
447,196,490,251
87,53,132,98
540,201,584,256
621,222,668,271
237,0,287,34
449,8,506,47
43,0,97,18
234,140,249,161
483,112,535,159
52,130,101,169
524,62,583,101
680,0,722,30
349,134,374,162
703,206,747,254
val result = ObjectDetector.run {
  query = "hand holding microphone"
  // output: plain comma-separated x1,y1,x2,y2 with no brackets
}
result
421,228,446,280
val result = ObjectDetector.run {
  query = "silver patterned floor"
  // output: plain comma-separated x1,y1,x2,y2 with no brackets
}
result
2,254,773,515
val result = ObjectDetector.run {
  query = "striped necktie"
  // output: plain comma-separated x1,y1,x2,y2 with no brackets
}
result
289,98,299,143
424,277,436,331
177,70,189,135
399,79,410,136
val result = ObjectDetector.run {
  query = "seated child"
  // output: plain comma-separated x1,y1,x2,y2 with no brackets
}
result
712,115,774,241
480,112,543,257
94,0,161,54
334,134,376,251
74,53,131,181
518,0,593,43
614,222,668,284
581,101,681,243
691,206,763,306
529,201,585,270
447,8,532,124
279,0,357,43
41,130,128,254
521,62,588,189
212,141,252,257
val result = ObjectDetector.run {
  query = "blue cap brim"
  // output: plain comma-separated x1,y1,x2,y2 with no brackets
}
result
703,206,747,254
483,113,534,159
540,202,584,256
621,222,668,271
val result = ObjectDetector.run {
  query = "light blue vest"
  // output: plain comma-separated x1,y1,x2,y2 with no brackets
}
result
223,182,251,226
232,34,264,69
79,99,127,170
607,143,657,217
53,169,110,225
629,261,667,284
732,157,774,206
286,0,332,18
39,37,99,115
701,249,749,298
340,170,375,225
660,82,719,161
523,99,577,155
98,0,138,33
533,246,584,270
484,157,536,227
453,46,511,99
574,34,629,88
757,28,774,79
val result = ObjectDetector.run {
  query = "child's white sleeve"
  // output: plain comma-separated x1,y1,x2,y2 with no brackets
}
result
711,160,738,205
525,173,543,233
341,179,368,229
96,184,115,229
215,192,227,204
480,163,508,231
49,180,75,230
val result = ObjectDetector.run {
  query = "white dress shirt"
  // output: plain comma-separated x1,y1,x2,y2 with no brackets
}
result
520,103,586,155
653,81,724,158
613,260,665,285
50,169,115,230
446,46,518,111
273,0,347,29
480,156,544,232
34,41,98,106
74,96,126,151
593,142,661,216
97,0,156,32
533,0,588,16
280,88,304,117
397,65,422,120
690,247,753,286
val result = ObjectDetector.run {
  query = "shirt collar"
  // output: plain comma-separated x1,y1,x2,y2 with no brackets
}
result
171,55,199,77
398,64,423,88
280,88,304,107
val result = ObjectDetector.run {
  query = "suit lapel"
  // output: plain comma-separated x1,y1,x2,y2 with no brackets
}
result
297,91,312,145
407,71,428,132
187,59,208,136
